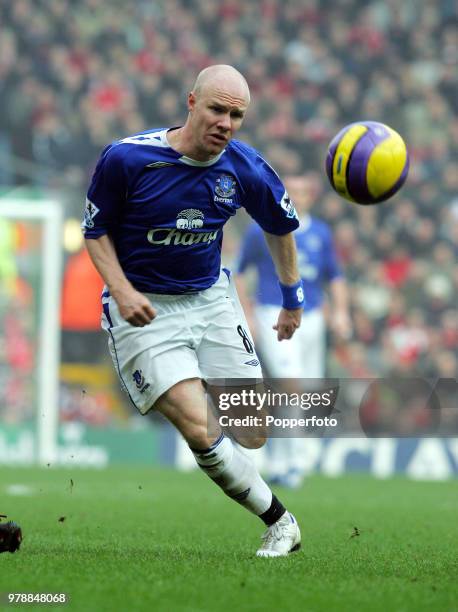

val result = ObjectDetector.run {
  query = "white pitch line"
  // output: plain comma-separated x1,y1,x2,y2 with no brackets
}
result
5,484,36,496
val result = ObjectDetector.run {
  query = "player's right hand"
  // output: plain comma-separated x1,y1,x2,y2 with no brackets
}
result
115,290,157,327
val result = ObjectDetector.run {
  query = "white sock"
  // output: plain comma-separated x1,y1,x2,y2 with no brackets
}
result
191,434,274,517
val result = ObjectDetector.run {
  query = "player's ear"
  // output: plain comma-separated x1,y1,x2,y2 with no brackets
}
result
188,91,196,113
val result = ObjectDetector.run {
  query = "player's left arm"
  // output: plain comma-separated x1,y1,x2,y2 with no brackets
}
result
241,150,303,340
323,225,352,340
263,231,303,341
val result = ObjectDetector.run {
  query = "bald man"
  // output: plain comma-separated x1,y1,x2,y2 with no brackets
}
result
83,65,304,557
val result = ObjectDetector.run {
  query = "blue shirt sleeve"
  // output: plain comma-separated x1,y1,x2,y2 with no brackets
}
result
82,144,128,238
243,153,299,235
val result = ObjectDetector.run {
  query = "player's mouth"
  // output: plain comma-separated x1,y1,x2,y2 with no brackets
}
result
208,134,228,145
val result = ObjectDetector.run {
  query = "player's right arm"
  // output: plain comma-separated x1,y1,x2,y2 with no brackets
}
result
85,235,156,327
83,143,156,327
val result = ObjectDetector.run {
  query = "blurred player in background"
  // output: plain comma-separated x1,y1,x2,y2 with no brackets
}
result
83,65,305,557
236,175,351,488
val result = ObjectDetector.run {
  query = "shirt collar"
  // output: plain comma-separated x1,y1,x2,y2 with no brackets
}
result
162,128,226,166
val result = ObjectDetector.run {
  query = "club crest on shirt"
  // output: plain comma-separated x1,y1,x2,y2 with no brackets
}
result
214,174,236,203
82,198,100,229
176,209,204,229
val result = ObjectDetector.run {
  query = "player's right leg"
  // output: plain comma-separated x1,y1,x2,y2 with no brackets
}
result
101,282,301,556
155,378,301,557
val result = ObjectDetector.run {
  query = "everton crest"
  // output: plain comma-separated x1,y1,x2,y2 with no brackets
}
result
215,174,236,199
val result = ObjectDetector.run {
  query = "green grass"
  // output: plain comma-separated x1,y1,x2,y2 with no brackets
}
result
0,467,457,612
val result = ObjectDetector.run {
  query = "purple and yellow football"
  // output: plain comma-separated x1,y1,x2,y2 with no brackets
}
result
325,121,409,205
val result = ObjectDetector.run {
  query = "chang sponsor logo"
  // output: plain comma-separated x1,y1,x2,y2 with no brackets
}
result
147,208,219,246
176,209,204,229
147,228,219,246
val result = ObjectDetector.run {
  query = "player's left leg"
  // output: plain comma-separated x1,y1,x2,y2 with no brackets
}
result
154,377,301,557
193,270,302,554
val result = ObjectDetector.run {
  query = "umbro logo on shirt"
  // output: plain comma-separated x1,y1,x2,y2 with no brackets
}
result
146,161,175,169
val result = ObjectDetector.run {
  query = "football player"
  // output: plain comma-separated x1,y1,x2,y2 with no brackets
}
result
84,65,303,557
236,175,351,487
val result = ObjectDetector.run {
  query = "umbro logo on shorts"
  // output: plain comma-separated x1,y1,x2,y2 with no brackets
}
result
244,359,260,367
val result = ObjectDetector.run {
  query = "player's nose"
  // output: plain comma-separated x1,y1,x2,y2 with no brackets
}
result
216,113,232,131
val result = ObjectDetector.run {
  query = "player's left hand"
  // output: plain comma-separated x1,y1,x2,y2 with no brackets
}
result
273,307,302,341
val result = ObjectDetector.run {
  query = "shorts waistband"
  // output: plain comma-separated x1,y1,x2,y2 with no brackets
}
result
102,268,230,302
143,291,200,302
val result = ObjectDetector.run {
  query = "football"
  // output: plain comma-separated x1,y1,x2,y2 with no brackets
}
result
325,121,409,205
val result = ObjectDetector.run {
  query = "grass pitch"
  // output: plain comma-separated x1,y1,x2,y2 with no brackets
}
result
1,466,457,612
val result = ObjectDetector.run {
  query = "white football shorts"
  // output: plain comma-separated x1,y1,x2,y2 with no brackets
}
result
254,305,325,379
101,269,262,414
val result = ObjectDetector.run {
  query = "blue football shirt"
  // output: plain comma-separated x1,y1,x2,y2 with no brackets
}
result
83,128,299,294
237,217,342,311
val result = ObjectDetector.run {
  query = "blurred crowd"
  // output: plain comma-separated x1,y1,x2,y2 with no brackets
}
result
0,0,456,422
